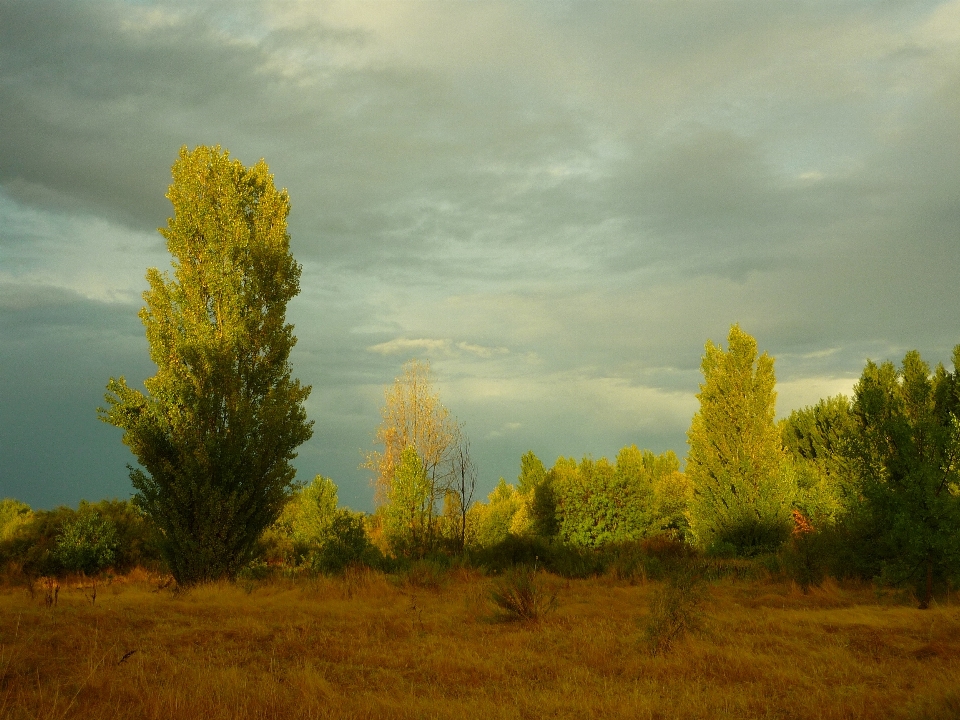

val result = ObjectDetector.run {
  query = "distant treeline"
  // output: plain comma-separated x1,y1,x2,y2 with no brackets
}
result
2,327,959,608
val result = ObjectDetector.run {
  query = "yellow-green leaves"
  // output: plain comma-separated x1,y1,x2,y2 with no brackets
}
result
686,325,792,554
99,146,312,585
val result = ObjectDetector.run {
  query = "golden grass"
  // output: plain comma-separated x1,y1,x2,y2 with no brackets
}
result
1,568,959,719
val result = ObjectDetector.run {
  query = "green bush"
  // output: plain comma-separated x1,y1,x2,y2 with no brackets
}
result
1,505,76,576
87,499,164,571
53,511,119,575
712,517,791,558
0,499,164,578
0,499,31,542
466,535,604,578
309,510,381,575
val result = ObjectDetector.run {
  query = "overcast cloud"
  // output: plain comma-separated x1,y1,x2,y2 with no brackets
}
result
2,0,959,511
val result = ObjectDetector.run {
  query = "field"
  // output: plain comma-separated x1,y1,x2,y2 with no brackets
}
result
1,569,959,719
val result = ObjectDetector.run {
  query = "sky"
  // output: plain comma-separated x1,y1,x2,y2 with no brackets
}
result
2,0,959,512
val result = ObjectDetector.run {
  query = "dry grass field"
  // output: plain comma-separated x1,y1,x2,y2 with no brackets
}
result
1,568,959,720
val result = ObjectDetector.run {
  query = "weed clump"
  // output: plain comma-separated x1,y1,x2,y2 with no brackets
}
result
644,565,707,655
488,565,558,622
399,558,449,591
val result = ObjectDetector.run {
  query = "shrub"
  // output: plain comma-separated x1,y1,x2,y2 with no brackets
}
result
488,565,558,622
467,535,605,578
0,499,164,578
53,511,119,576
88,499,164,571
1,506,77,576
398,558,449,590
310,510,379,575
712,517,791,558
644,565,707,655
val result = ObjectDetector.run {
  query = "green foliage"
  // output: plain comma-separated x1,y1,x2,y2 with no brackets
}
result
466,535,605,578
555,456,626,547
99,145,313,586
488,565,558,622
54,511,119,575
546,448,689,548
384,445,432,557
529,475,559,537
257,476,380,574
309,509,378,575
782,395,858,526
686,325,793,554
89,499,164,571
846,348,960,607
467,478,528,548
517,450,546,494
0,499,31,542
277,475,339,557
0,499,162,577
0,505,74,576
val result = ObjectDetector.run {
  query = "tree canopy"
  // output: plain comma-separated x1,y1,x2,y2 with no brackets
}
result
99,145,312,585
686,324,792,554
846,348,960,608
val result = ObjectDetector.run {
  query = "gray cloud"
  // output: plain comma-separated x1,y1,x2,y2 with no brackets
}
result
2,0,959,509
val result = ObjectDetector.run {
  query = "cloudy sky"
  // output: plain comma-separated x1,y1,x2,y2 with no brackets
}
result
2,0,959,511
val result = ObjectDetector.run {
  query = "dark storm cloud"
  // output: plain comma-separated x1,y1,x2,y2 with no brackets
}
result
0,284,152,505
0,0,602,268
2,0,959,508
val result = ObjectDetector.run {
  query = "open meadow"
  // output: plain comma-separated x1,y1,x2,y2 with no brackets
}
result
1,569,959,720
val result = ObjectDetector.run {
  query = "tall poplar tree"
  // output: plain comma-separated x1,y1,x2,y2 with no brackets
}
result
99,145,313,585
686,325,792,554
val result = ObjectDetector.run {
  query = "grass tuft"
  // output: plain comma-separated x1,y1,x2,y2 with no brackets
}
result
488,565,558,622
643,565,707,655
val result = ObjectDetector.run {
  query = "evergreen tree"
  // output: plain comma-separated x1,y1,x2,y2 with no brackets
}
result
99,146,313,585
686,325,793,554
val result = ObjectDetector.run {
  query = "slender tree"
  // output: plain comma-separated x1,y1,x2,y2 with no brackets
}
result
686,324,793,554
99,145,313,585
364,359,459,554
450,434,477,552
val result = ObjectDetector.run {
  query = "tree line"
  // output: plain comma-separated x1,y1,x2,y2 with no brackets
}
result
2,146,958,609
